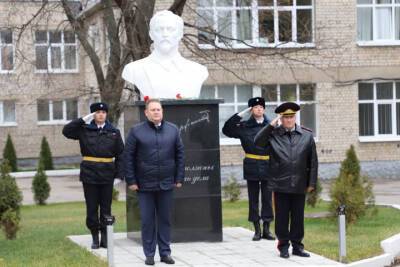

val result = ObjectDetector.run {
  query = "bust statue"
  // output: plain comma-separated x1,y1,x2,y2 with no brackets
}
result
122,10,209,99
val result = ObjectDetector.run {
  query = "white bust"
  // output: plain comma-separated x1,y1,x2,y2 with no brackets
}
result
122,10,209,99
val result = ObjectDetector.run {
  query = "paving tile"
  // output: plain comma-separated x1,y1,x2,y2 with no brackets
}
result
68,227,344,267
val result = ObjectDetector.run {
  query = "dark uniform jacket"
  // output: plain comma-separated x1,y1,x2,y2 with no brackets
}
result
222,114,270,181
123,120,185,191
254,124,318,194
62,118,125,184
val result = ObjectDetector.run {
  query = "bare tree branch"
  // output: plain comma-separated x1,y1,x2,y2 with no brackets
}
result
60,0,105,90
169,0,187,16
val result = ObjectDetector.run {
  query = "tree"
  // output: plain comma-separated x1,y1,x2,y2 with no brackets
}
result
329,145,375,224
10,0,342,124
39,137,54,170
58,0,188,123
2,134,18,172
0,160,22,239
32,164,51,205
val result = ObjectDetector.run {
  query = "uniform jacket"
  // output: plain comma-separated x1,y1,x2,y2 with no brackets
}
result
62,118,125,184
222,114,270,181
254,124,318,194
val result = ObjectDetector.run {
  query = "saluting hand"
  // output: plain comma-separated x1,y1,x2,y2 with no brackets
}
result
82,112,96,124
129,184,139,191
270,114,281,127
238,107,252,117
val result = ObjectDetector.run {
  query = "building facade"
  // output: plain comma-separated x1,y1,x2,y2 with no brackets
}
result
0,0,399,174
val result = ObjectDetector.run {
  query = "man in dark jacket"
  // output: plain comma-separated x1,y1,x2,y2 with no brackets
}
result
222,97,275,241
254,102,318,259
62,102,124,249
124,99,184,266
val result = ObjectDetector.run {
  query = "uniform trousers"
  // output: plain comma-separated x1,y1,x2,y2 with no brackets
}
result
247,180,274,223
274,192,306,251
82,183,113,231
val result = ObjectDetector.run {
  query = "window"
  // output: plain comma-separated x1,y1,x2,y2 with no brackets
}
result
0,29,14,71
0,100,16,125
37,99,78,123
35,31,78,72
200,83,317,142
200,84,253,139
261,83,317,136
197,0,314,48
358,81,400,141
357,0,400,45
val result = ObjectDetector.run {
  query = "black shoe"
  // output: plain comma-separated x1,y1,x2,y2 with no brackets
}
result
252,221,262,241
145,257,155,265
262,222,276,240
90,229,99,249
161,255,175,264
280,250,290,259
100,228,107,248
293,249,310,257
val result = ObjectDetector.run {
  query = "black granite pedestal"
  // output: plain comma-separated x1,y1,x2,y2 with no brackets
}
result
124,99,223,243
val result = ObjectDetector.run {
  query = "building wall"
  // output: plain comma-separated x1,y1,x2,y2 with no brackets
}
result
0,2,85,159
181,0,400,164
0,0,399,168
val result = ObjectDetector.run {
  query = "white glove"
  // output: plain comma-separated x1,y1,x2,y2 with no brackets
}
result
238,107,252,117
82,112,95,124
113,178,122,186
270,114,282,127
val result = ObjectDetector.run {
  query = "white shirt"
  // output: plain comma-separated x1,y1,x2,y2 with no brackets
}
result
256,118,264,124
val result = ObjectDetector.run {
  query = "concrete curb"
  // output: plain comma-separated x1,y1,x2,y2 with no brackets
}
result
10,169,80,178
346,253,393,267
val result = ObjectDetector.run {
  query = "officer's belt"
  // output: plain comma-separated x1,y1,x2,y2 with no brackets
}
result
245,153,269,160
83,156,114,163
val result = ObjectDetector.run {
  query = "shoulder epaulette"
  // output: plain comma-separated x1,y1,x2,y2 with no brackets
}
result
301,126,313,133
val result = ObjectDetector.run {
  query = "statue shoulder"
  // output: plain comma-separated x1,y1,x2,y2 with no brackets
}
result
122,58,151,84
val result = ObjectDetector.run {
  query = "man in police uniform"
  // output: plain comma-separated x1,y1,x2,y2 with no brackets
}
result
255,102,318,259
222,97,275,241
62,102,124,249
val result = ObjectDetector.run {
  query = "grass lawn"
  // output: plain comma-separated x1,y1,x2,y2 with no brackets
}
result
0,202,127,267
223,200,400,262
1,200,400,266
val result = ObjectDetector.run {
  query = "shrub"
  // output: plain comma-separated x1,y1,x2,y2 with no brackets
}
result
2,134,17,172
223,174,241,202
329,145,375,224
0,209,20,240
306,178,322,208
112,187,119,201
32,164,51,205
39,137,54,170
0,160,22,239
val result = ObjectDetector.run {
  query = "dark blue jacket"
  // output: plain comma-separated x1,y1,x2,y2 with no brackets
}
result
62,118,125,184
123,120,185,191
222,114,270,181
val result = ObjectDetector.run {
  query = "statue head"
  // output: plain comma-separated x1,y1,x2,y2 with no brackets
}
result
149,10,184,54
